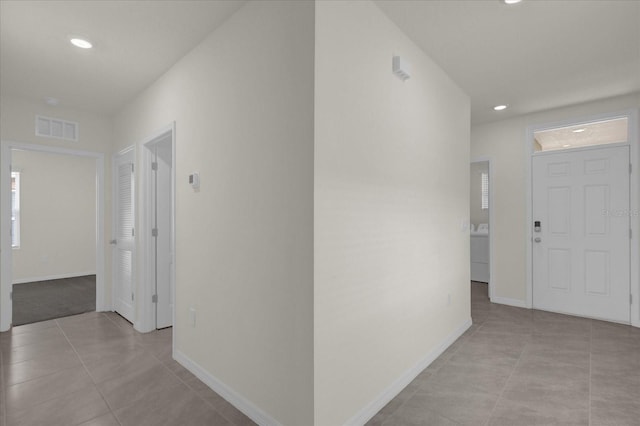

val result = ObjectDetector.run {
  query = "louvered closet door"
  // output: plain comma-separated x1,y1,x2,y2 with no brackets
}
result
113,149,135,323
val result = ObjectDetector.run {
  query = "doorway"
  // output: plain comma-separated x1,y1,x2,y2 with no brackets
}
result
0,142,105,332
10,149,97,325
470,158,493,301
528,114,636,324
141,126,175,331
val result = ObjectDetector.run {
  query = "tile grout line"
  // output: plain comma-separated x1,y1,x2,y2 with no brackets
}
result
104,314,245,426
101,313,226,424
430,319,485,426
93,313,176,424
378,381,419,426
54,314,124,426
144,327,254,425
1,326,87,392
381,320,480,426
370,284,637,425
481,328,529,426
382,293,487,425
102,311,127,329
4,364,89,409
157,353,244,426
10,316,254,426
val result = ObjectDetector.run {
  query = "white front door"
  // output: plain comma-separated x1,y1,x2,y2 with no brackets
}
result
113,149,135,323
532,145,630,323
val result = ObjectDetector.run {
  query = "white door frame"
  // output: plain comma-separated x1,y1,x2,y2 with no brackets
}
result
525,108,639,328
470,157,494,301
112,146,136,325
138,123,176,333
0,141,105,331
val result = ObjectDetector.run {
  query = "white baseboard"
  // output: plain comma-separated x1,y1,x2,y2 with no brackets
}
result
174,318,476,426
346,317,473,426
490,296,527,308
174,350,283,426
12,271,96,285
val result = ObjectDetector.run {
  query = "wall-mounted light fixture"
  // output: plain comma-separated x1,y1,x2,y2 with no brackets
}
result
392,56,411,81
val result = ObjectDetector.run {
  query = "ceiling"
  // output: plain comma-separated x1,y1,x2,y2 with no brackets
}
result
0,0,246,114
376,0,640,124
1,0,639,123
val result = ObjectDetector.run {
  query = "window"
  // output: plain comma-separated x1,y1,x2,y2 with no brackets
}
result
481,172,489,210
533,116,628,152
11,171,20,248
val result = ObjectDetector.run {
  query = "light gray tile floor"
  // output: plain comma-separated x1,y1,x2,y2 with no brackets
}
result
366,282,640,426
2,283,639,426
0,312,255,426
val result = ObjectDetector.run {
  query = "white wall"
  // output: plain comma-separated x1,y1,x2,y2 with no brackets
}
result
471,93,640,304
112,1,314,424
314,2,471,424
470,161,489,227
11,150,96,282
0,95,113,153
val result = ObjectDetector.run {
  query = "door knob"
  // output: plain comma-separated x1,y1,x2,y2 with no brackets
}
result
534,237,542,243
109,239,117,245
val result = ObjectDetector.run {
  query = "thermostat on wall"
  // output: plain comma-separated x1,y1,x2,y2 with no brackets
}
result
189,172,200,189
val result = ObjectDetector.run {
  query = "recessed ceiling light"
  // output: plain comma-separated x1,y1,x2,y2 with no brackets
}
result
70,38,92,49
562,144,571,148
493,104,508,111
503,0,522,4
572,128,586,133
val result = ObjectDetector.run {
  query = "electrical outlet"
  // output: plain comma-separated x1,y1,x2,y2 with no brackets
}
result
188,307,196,327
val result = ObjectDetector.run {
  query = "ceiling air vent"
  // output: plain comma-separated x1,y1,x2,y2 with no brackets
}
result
35,115,78,141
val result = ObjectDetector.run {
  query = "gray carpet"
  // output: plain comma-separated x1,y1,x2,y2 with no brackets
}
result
12,275,96,326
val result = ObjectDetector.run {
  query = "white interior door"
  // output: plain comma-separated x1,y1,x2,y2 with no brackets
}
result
532,145,630,323
152,138,173,329
113,149,135,323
